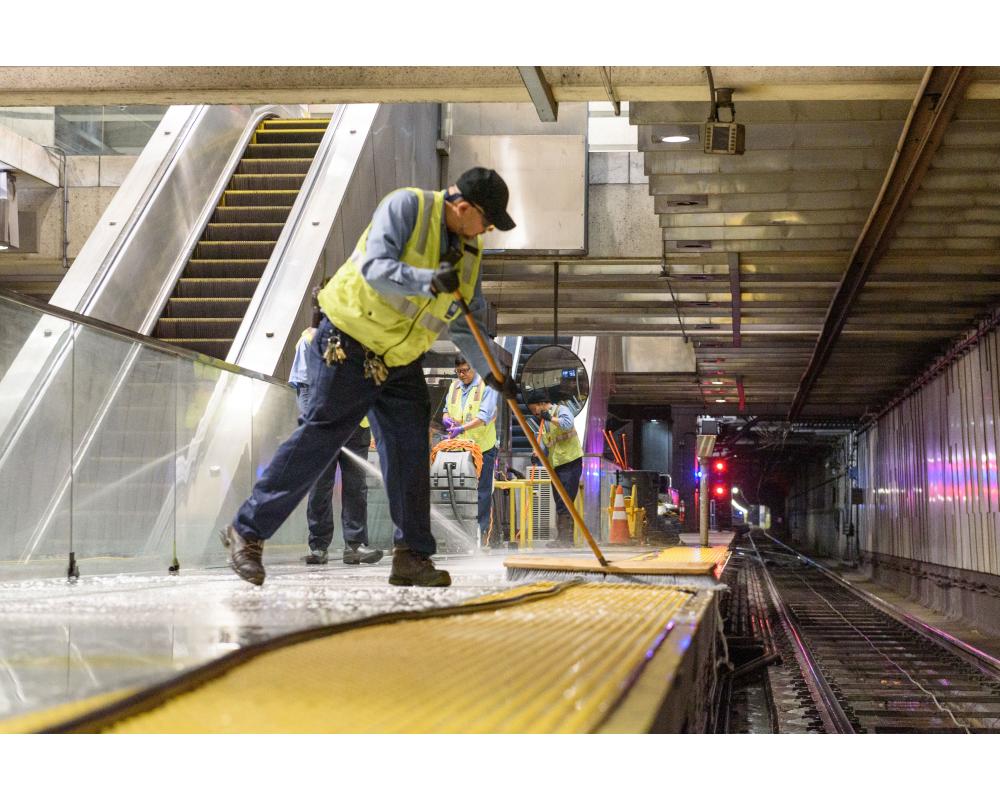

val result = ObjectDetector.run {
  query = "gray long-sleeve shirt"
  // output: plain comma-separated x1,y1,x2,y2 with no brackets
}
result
359,189,493,379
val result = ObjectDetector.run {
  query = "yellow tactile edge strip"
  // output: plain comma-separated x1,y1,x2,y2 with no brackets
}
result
0,583,561,734
30,581,700,733
102,583,696,733
28,582,575,733
0,688,137,735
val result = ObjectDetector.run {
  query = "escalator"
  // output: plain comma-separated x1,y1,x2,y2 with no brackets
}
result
152,117,329,359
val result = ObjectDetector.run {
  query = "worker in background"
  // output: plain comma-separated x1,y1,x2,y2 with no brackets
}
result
287,293,382,567
221,167,517,587
442,355,500,547
526,390,583,548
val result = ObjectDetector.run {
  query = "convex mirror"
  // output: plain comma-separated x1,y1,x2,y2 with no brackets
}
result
519,345,590,417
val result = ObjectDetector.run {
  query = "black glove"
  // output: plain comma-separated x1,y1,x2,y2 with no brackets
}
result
485,372,518,400
441,244,463,267
539,410,552,421
430,265,460,296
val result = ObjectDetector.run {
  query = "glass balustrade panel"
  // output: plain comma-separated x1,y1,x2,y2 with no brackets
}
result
0,300,74,579
71,326,178,574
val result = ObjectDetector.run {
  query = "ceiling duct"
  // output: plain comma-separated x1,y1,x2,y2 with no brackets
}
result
0,171,17,250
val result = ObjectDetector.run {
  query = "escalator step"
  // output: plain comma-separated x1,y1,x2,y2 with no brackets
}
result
174,278,260,298
212,206,293,224
229,174,306,191
202,223,285,241
246,143,320,159
261,118,330,129
154,318,244,339
193,241,276,260
152,116,329,359
236,159,314,176
182,260,269,279
163,297,252,318
254,129,326,145
160,339,232,360
221,190,299,207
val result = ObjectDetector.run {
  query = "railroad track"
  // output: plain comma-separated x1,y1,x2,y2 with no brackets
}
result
748,530,1000,733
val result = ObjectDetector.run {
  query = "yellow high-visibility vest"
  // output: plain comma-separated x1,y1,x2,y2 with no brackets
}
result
446,378,497,451
318,188,481,368
539,406,583,467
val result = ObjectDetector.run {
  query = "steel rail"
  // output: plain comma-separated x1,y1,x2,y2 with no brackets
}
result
747,531,856,733
760,531,1000,683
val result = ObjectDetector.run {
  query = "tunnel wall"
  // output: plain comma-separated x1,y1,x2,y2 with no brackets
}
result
856,325,1000,578
787,453,852,560
850,323,1000,633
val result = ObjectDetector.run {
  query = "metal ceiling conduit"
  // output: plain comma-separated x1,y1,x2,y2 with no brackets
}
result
788,66,974,421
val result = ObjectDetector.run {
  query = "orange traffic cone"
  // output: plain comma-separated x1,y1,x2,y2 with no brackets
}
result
610,485,631,544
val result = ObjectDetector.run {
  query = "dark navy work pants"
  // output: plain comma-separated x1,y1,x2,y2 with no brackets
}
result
296,385,372,553
235,317,435,555
552,457,583,520
477,445,497,538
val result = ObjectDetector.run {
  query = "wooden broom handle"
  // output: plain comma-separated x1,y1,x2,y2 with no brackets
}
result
453,291,607,566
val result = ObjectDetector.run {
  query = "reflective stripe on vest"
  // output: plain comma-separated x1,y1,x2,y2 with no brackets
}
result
540,406,583,468
446,378,497,452
317,189,481,367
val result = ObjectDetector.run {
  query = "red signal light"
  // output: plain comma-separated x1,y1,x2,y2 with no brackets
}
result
713,459,726,473
713,484,727,498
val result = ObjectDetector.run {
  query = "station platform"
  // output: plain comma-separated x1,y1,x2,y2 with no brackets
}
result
0,547,728,733
679,530,736,548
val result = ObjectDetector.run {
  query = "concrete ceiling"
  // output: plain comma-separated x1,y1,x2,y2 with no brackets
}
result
484,66,1000,421
4,65,1000,422
3,66,1000,107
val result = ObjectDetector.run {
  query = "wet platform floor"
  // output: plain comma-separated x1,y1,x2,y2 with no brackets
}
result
0,543,730,727
0,552,515,723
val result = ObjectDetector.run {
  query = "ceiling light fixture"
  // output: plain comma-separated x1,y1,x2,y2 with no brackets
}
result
660,135,690,143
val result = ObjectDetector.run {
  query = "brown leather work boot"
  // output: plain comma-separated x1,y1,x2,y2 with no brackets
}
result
220,525,266,586
388,547,451,587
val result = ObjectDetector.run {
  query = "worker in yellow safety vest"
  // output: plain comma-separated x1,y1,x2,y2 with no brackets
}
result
442,355,500,546
221,167,517,587
526,389,584,547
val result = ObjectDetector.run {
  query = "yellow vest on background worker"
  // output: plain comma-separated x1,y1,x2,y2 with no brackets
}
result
446,379,497,452
317,189,481,368
539,406,583,468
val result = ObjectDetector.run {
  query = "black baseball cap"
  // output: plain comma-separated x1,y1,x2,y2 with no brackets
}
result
456,167,516,231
